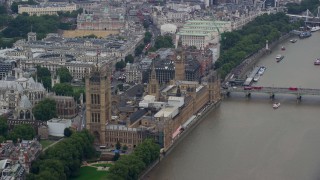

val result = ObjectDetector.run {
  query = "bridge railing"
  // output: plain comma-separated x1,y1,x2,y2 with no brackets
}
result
224,87,320,96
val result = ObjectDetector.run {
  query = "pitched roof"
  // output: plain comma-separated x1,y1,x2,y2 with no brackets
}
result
19,95,32,109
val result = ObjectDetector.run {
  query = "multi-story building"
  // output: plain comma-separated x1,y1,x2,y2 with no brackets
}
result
77,5,126,30
151,3,201,28
142,49,201,84
0,139,42,173
50,95,77,119
125,63,142,84
176,20,232,49
0,32,143,75
18,3,77,16
0,68,46,117
86,48,221,149
0,161,25,179
0,60,15,80
2,32,145,78
18,52,95,80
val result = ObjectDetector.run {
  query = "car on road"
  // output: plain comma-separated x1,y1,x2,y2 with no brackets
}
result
253,86,263,90
289,87,298,91
244,86,253,90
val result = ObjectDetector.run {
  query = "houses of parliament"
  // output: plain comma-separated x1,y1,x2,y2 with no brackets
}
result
85,48,221,150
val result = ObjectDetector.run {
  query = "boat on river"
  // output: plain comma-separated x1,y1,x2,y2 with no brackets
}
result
276,55,284,62
273,102,281,109
314,59,320,65
311,26,320,32
290,39,297,43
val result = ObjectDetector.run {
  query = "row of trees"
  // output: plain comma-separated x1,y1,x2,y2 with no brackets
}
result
2,14,60,40
0,9,82,48
10,0,37,13
27,130,96,179
153,35,174,50
108,139,160,180
135,31,153,57
35,66,72,90
216,12,302,78
0,117,36,143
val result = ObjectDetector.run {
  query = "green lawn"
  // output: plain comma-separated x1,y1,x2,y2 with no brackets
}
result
91,163,113,168
40,140,55,149
71,166,108,180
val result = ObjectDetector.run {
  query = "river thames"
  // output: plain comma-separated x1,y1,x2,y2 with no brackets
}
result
146,32,320,180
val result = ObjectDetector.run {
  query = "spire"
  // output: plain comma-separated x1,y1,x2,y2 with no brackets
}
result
150,60,156,80
96,49,101,69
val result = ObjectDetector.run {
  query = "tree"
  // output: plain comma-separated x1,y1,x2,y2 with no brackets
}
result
64,128,73,137
117,84,124,91
108,160,129,179
0,5,7,14
36,66,52,90
11,0,37,13
154,35,174,50
57,67,72,83
144,32,152,44
28,130,95,179
42,76,52,90
10,2,19,13
0,117,8,136
8,124,35,142
134,44,145,56
0,136,5,143
113,152,120,161
143,20,150,29
33,98,57,121
38,159,66,180
108,139,159,179
115,60,126,70
122,145,128,153
53,83,74,96
125,54,134,64
116,141,121,150
37,66,51,77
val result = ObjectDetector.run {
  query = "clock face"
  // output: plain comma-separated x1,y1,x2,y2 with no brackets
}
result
177,55,181,60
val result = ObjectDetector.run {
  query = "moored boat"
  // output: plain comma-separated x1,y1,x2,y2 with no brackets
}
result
299,31,312,38
253,74,260,82
258,66,266,75
273,102,281,109
311,26,320,32
314,59,320,65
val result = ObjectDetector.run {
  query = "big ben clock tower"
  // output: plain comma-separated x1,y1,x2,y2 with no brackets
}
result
174,48,185,81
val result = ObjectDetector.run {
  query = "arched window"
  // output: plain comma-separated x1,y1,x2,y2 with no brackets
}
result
20,111,24,119
25,110,31,119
